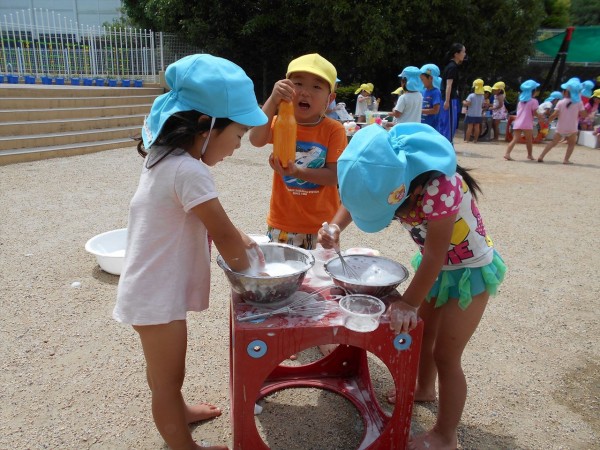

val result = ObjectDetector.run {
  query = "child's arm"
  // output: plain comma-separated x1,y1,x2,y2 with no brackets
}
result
547,109,559,123
249,79,295,148
317,205,354,248
389,214,455,333
424,100,441,116
191,198,255,273
399,214,455,308
269,155,338,185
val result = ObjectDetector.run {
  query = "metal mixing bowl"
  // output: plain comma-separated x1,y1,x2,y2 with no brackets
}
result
217,243,315,304
324,254,409,297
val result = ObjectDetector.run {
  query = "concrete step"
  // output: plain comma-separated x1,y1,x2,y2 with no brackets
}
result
0,104,151,121
0,84,163,98
0,95,157,109
0,138,137,166
0,83,162,165
0,114,145,135
0,126,140,151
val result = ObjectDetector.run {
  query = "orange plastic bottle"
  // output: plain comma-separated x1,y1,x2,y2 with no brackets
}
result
273,100,297,168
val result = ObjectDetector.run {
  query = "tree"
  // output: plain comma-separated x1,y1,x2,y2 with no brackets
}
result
541,0,570,28
121,0,545,105
571,0,600,25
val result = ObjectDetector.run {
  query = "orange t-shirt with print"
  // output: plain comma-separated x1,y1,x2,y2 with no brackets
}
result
267,117,347,234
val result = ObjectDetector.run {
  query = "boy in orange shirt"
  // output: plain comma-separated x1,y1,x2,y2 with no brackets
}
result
250,53,347,248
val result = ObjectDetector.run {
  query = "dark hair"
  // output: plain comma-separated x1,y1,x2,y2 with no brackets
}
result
136,111,233,167
445,43,465,61
406,165,482,201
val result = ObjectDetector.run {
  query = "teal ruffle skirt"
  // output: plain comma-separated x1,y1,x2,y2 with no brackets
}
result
411,250,507,310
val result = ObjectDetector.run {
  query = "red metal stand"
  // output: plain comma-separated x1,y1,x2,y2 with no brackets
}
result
230,288,423,450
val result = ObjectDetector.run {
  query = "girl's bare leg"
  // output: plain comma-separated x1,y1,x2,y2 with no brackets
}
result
409,292,489,450
504,130,521,160
563,133,578,163
414,299,441,401
492,119,500,140
464,124,472,142
523,129,535,159
134,321,227,450
538,133,561,162
473,124,480,143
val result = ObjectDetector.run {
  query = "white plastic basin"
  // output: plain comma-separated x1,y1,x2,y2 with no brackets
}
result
85,228,127,275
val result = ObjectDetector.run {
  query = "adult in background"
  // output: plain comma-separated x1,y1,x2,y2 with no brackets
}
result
439,43,467,144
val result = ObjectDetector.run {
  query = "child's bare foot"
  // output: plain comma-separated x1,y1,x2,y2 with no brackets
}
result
185,402,222,424
563,160,573,165
527,155,535,160
537,158,544,163
194,444,228,450
413,386,437,402
385,388,436,404
503,155,514,161
409,429,457,450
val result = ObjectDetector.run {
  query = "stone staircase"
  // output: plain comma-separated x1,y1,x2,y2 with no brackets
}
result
0,84,164,165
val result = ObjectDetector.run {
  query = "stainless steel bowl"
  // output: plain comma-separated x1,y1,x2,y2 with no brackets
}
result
324,254,409,297
217,243,315,304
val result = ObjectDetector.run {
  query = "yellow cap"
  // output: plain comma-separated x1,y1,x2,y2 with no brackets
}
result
355,83,373,95
472,79,484,94
286,53,337,91
483,85,492,93
593,88,600,99
391,87,404,95
492,81,506,91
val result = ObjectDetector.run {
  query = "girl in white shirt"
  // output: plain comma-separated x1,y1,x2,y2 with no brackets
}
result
114,54,267,450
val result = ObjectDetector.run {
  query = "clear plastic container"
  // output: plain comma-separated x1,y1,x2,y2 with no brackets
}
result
339,294,386,332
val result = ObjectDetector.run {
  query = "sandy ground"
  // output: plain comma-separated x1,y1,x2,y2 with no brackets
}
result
1,134,599,450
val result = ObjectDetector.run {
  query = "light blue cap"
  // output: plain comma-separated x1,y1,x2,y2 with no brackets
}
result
519,79,540,102
338,123,457,233
561,77,584,103
581,80,595,98
544,91,563,103
419,63,442,89
142,54,267,148
399,66,424,92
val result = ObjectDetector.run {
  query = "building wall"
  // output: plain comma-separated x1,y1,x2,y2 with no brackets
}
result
0,0,123,28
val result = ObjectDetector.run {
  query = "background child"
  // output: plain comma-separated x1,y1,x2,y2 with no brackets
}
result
392,66,423,124
420,63,442,132
113,54,267,450
325,77,341,120
579,89,599,130
463,78,485,143
249,53,347,249
483,85,492,114
504,80,543,161
490,81,508,141
319,123,505,450
538,78,590,164
537,91,563,118
354,83,373,122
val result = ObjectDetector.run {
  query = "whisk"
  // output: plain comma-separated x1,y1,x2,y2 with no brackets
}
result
237,287,339,322
322,222,361,280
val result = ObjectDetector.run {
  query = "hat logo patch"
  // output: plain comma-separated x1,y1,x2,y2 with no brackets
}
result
388,185,406,204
